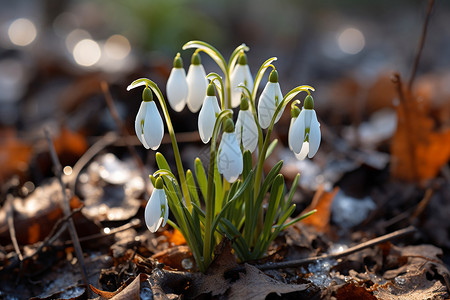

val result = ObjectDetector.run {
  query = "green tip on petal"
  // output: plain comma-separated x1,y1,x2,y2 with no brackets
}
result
173,53,183,68
269,70,278,83
238,51,248,65
223,117,235,133
207,83,216,96
291,105,301,118
191,52,201,65
155,177,164,189
240,96,249,110
304,95,314,109
142,87,153,102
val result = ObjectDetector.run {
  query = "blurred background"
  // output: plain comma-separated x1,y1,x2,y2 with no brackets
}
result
1,0,450,185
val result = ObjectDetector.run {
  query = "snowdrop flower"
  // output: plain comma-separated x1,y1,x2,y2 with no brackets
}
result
288,95,321,159
166,53,188,112
145,177,169,232
230,52,253,108
135,87,164,150
217,118,243,183
257,70,284,129
186,52,208,113
198,83,221,143
235,97,258,152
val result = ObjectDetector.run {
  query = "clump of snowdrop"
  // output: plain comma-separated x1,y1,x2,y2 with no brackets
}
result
127,41,319,272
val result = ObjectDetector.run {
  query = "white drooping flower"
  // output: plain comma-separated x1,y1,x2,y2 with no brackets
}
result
166,53,188,112
134,87,164,150
198,83,221,143
230,52,254,108
257,70,284,129
235,98,258,153
288,95,321,159
186,52,208,113
217,119,243,183
145,178,169,233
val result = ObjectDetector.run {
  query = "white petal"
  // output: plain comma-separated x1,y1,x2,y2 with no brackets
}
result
186,64,208,113
308,110,321,158
145,189,166,232
273,82,284,123
162,193,169,227
295,142,309,160
217,132,243,182
230,64,254,108
257,82,276,129
166,68,188,112
289,110,306,154
198,96,219,143
135,102,150,149
257,82,284,129
143,101,164,150
240,110,258,152
288,117,296,151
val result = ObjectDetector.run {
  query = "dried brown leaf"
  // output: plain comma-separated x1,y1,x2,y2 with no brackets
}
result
228,264,309,300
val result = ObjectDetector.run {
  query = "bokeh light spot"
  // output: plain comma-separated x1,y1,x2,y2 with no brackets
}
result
337,27,365,55
104,34,131,60
8,18,37,46
72,39,101,67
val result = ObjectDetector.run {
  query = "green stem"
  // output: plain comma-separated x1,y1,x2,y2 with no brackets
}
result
203,109,233,270
128,78,192,211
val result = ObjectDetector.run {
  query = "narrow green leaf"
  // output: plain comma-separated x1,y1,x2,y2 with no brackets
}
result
194,158,208,201
265,139,278,159
186,169,200,207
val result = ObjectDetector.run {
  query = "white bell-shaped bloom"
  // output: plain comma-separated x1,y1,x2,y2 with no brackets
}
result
217,129,243,183
186,53,208,113
235,109,258,153
145,180,169,232
134,90,164,150
198,94,221,143
288,108,321,159
257,70,284,129
166,54,188,112
230,53,253,108
288,117,309,160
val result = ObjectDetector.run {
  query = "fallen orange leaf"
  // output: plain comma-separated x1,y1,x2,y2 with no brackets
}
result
301,186,339,233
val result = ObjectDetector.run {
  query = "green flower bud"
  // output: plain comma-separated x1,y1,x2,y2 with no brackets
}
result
269,69,278,83
173,53,183,68
291,105,301,118
304,95,314,110
238,52,248,65
223,117,235,133
191,52,201,65
240,96,249,111
155,177,164,189
142,87,153,102
207,83,216,96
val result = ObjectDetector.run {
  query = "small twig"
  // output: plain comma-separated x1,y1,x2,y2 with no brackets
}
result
65,218,141,245
44,128,89,288
227,226,417,274
409,188,433,222
6,195,22,262
101,81,151,197
408,0,435,91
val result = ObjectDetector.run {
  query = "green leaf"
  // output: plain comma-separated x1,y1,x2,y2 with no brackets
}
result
194,158,208,201
265,139,278,159
156,152,172,172
186,169,200,207
281,209,317,230
261,174,285,241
